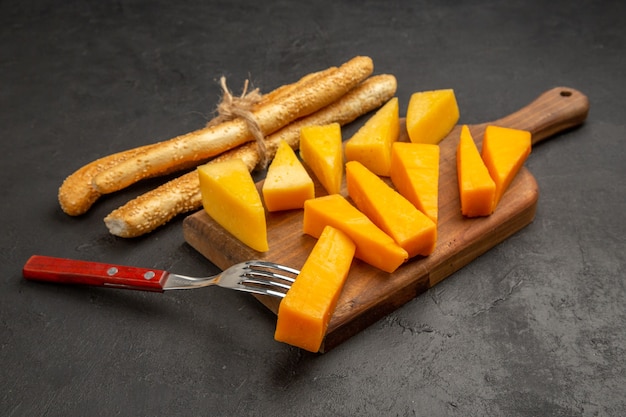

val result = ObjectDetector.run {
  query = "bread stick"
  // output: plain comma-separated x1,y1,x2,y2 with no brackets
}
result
93,56,374,195
58,144,155,216
57,142,211,216
104,74,397,237
58,70,324,216
254,69,329,108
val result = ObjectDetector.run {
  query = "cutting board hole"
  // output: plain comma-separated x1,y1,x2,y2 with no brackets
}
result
560,90,573,97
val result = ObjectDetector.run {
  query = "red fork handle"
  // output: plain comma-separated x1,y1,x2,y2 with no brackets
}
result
22,255,168,292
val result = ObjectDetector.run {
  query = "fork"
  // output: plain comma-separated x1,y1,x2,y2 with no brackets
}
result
22,255,299,298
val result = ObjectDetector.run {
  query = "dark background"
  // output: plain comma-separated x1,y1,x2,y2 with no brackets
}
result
2,1,625,416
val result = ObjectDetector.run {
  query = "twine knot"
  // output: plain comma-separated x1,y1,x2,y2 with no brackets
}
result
208,76,267,168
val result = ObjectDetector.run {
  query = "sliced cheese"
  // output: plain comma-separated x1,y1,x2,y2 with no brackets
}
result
406,89,459,144
197,159,268,252
303,194,408,273
262,140,314,212
390,142,440,224
274,225,356,353
344,97,400,176
456,125,496,217
299,123,343,195
481,125,532,210
346,160,436,258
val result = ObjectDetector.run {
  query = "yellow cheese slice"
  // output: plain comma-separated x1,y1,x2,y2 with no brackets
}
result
406,89,459,144
481,125,532,210
303,194,408,273
390,142,440,224
456,125,496,217
197,159,268,252
274,225,356,353
346,160,436,258
299,123,343,195
344,97,400,176
262,140,314,212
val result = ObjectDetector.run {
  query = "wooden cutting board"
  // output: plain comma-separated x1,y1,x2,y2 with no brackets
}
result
183,87,589,352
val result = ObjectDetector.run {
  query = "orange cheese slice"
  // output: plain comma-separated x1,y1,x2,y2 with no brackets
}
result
406,89,459,144
481,125,532,210
274,225,356,353
344,97,400,176
197,159,268,252
346,161,436,257
456,125,496,217
390,142,440,224
303,194,408,273
299,123,343,195
262,140,314,212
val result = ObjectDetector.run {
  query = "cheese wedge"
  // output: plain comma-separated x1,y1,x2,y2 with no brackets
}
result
303,194,408,273
262,140,314,212
456,125,496,217
274,225,356,353
299,123,343,195
406,89,459,144
197,159,268,252
481,125,532,210
346,161,436,257
344,97,400,176
390,142,440,224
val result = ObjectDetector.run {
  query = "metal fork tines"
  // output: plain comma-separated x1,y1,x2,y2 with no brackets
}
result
236,260,299,298
163,260,300,298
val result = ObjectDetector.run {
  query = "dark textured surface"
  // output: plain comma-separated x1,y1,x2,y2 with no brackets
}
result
1,1,625,416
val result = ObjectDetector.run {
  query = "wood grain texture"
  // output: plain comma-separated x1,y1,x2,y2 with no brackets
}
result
183,87,589,352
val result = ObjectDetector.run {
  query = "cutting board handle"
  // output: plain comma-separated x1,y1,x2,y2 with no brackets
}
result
489,87,589,145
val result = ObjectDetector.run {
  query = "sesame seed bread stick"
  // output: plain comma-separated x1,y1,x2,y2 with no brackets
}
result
93,56,374,195
57,68,333,216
